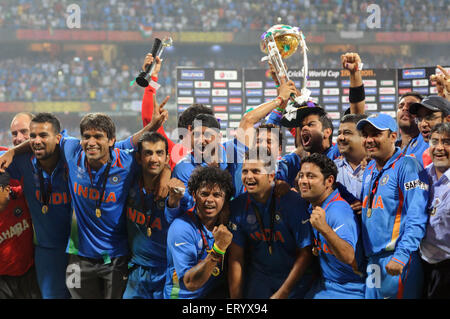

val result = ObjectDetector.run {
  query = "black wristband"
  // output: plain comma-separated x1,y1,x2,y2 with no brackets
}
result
349,84,365,103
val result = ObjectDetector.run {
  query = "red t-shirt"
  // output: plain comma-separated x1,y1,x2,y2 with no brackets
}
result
141,77,188,169
0,185,34,276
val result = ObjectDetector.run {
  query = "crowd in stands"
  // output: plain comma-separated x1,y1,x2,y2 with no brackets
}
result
1,50,449,104
0,0,449,32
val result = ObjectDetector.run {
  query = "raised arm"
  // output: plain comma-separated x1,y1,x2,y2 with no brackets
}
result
430,65,450,101
183,225,232,292
238,78,296,147
341,52,365,115
0,139,32,172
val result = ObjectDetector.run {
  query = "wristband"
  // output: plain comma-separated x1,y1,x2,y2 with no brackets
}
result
149,80,161,90
213,243,226,255
274,96,284,107
349,84,365,103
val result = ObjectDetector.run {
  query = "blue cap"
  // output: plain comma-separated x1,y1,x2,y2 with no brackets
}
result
356,113,398,132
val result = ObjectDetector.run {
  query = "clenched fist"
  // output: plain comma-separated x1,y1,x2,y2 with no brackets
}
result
212,224,233,252
310,206,329,234
167,178,186,208
341,52,363,73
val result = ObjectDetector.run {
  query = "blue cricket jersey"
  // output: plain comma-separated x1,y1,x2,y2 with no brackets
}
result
125,178,170,268
276,152,302,186
172,138,246,206
229,188,313,278
60,137,139,259
4,151,72,249
360,147,429,266
309,189,365,284
164,208,223,299
401,133,428,167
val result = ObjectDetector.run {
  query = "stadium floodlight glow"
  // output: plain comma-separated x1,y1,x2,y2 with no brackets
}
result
211,45,222,53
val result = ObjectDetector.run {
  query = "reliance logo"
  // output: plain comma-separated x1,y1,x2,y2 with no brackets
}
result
402,69,425,79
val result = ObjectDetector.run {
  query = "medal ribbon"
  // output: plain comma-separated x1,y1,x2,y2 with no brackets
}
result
86,157,112,217
366,152,403,214
246,191,277,255
139,177,155,235
38,168,52,210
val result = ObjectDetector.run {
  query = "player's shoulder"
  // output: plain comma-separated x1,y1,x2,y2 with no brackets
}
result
398,154,422,169
230,192,248,213
326,194,353,215
280,189,304,204
168,213,196,238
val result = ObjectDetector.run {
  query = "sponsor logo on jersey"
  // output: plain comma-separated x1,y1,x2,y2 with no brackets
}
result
404,179,429,191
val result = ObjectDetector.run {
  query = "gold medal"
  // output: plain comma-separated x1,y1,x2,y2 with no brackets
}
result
96,208,101,218
211,266,220,277
367,208,372,218
147,227,152,237
41,205,48,214
312,247,319,256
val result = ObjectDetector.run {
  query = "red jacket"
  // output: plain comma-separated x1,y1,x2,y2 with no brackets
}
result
0,185,34,276
141,76,188,169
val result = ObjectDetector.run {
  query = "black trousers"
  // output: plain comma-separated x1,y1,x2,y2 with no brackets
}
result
66,254,129,299
0,265,42,299
422,258,450,299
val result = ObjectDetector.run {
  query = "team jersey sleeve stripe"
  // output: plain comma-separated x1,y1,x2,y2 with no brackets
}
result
386,186,403,252
169,271,180,299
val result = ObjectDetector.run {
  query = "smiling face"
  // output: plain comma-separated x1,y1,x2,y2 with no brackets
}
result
194,184,226,220
192,126,220,162
429,131,450,173
256,129,281,157
10,114,32,146
361,124,397,165
241,159,275,197
81,129,115,168
138,140,169,177
298,162,334,205
29,122,61,161
337,122,364,157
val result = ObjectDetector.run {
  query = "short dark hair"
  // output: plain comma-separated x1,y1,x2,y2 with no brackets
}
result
300,153,338,188
31,113,61,134
137,132,169,154
399,91,424,102
340,113,368,125
178,104,214,130
80,113,115,140
244,148,275,173
256,123,284,149
301,112,334,146
188,166,235,202
430,122,450,137
191,113,220,130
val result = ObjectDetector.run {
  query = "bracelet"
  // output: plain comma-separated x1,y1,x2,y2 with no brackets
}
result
349,84,365,103
274,96,284,107
213,243,226,255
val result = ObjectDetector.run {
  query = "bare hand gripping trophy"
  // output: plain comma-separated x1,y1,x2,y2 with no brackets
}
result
135,37,173,88
260,23,312,122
